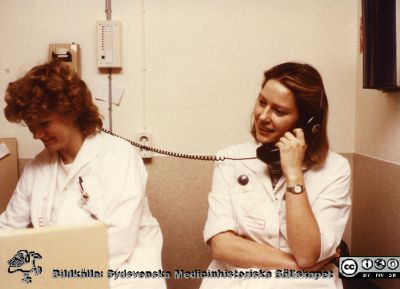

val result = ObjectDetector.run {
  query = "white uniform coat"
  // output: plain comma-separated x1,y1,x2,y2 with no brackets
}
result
0,132,166,289
201,142,351,289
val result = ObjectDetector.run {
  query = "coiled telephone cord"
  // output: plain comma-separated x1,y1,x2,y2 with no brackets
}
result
101,128,256,161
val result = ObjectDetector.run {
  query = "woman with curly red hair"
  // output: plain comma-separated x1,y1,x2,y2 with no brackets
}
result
1,60,166,289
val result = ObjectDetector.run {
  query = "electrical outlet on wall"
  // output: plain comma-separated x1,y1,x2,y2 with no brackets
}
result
136,131,152,159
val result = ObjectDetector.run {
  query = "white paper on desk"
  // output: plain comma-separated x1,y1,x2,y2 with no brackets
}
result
93,80,124,106
0,142,10,159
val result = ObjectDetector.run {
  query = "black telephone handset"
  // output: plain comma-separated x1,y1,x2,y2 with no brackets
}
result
256,110,323,165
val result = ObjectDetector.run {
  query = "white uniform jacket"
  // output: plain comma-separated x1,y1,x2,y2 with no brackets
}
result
0,132,166,289
201,141,351,289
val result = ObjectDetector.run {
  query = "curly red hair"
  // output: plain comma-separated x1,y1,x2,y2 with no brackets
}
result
4,60,103,135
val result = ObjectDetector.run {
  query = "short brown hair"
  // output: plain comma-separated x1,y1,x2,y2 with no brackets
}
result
4,60,102,135
251,62,329,167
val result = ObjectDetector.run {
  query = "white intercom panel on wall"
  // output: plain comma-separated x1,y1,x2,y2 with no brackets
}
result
96,21,122,68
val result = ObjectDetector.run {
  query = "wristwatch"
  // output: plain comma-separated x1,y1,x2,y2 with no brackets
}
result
286,184,305,194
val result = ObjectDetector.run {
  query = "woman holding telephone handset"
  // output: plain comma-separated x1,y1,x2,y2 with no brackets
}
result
201,62,351,289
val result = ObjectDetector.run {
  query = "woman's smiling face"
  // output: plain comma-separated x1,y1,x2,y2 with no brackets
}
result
253,79,299,144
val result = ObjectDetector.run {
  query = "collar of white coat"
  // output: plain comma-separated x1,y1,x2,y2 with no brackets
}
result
63,132,100,183
40,132,100,186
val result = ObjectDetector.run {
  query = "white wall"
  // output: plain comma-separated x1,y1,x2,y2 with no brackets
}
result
0,0,358,159
355,85,400,164
355,54,400,164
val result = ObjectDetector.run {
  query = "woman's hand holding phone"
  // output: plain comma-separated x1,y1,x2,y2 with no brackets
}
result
275,128,307,184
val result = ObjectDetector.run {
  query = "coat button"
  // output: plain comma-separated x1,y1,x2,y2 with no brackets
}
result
237,175,249,186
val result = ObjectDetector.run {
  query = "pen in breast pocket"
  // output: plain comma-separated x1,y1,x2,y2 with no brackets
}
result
78,176,89,203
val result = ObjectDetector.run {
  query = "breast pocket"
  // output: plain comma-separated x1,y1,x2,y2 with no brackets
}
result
79,177,105,221
232,185,266,230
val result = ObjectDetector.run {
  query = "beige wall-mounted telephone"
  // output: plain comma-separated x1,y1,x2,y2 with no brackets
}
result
48,43,81,75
